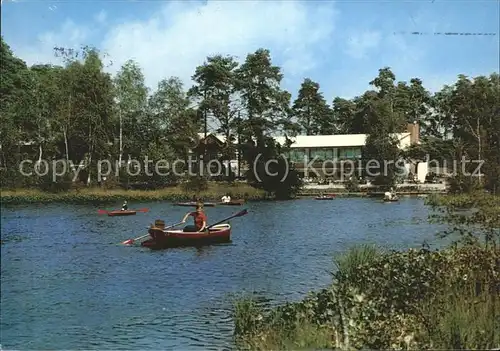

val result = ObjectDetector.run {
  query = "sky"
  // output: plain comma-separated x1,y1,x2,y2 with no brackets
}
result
2,0,499,102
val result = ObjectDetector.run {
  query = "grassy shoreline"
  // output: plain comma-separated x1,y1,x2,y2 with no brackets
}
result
233,243,500,350
0,183,267,204
0,186,445,205
232,193,500,350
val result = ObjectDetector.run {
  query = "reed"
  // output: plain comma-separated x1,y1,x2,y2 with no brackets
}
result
0,182,267,204
233,243,500,350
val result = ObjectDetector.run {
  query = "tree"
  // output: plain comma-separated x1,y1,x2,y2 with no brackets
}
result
0,36,28,169
1,33,498,197
363,68,406,186
149,77,199,164
393,78,431,124
423,85,454,139
234,48,302,198
448,74,500,192
331,97,357,134
235,48,292,143
113,60,149,165
54,46,115,184
292,78,332,135
189,55,241,161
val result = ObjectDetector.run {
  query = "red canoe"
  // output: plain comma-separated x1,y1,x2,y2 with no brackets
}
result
174,202,217,207
107,210,137,216
141,223,231,249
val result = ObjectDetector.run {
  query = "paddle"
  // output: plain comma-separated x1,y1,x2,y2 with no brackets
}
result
98,208,149,215
205,208,249,230
121,221,184,245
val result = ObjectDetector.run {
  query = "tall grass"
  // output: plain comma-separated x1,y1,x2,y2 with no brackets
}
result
333,243,383,281
233,295,333,350
233,244,500,350
0,182,267,204
432,291,499,349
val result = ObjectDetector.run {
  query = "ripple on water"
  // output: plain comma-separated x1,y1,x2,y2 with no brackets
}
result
1,198,446,349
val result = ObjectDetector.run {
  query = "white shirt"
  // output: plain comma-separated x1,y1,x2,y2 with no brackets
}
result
221,196,231,203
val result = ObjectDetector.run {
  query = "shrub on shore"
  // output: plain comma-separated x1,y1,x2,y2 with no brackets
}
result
233,243,500,350
0,182,267,204
233,193,500,349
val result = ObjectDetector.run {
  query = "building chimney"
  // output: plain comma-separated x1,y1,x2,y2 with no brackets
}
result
407,121,419,145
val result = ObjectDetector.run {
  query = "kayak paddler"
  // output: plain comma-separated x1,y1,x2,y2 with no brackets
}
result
121,200,128,211
181,202,207,232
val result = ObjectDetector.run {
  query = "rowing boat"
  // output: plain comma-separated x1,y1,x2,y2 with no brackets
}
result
98,208,148,216
173,202,216,207
315,195,335,200
107,210,137,216
383,197,399,202
218,199,245,206
141,223,231,249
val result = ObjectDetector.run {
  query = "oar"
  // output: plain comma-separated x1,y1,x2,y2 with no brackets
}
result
98,208,149,214
205,208,249,230
121,221,184,245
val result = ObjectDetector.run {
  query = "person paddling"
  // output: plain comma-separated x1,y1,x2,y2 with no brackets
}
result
121,200,128,211
181,203,207,232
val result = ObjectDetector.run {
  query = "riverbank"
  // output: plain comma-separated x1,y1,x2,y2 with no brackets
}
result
233,243,500,350
1,184,446,204
0,183,266,204
297,183,447,197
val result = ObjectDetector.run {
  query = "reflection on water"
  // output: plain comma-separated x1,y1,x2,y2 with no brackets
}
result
1,197,446,349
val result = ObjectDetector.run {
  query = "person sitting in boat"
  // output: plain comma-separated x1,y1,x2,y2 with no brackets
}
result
384,188,398,201
181,203,207,232
121,200,128,211
221,194,231,203
390,187,398,199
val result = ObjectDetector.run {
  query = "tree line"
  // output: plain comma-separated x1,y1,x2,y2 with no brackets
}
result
0,36,498,197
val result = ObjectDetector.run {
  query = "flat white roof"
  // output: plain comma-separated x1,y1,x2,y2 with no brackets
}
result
275,134,366,148
198,132,411,149
276,133,411,148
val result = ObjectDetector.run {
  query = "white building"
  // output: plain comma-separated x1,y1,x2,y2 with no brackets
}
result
193,122,427,182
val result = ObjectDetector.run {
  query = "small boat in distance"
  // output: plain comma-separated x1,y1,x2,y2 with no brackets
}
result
174,202,217,207
98,208,149,216
141,223,231,249
315,194,335,200
383,196,399,202
383,190,399,202
107,210,137,216
218,199,245,206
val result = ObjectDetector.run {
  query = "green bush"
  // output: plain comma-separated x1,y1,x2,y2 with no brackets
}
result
447,175,482,194
233,244,500,350
181,176,209,192
344,178,360,192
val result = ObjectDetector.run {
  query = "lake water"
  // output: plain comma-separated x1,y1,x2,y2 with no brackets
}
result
1,197,446,349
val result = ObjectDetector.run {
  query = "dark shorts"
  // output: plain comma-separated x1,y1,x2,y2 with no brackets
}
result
183,225,199,232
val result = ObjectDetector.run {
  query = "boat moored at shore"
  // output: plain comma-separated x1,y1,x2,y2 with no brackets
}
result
174,202,217,207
